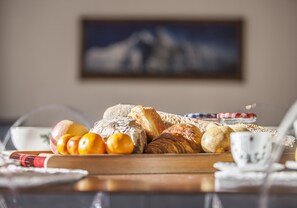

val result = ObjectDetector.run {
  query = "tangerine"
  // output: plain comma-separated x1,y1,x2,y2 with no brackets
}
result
57,134,73,155
67,135,82,155
106,133,134,154
78,132,105,155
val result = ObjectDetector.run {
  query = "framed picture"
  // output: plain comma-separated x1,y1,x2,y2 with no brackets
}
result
80,18,243,79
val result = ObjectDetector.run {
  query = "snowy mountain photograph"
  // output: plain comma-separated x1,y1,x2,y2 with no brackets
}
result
80,19,243,79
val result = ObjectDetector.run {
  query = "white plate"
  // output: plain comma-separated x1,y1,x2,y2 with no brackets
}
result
215,171,297,189
214,162,285,172
285,160,297,170
0,165,88,187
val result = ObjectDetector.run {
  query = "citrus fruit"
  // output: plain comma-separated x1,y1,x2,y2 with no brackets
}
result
78,132,105,155
106,133,134,154
67,135,82,155
57,134,73,155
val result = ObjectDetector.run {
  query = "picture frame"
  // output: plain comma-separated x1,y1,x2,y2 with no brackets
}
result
80,18,243,79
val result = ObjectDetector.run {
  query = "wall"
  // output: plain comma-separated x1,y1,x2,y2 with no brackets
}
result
0,0,296,126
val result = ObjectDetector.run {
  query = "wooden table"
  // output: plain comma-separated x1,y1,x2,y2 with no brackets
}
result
1,172,296,208
1,172,295,195
74,173,215,193
1,153,297,208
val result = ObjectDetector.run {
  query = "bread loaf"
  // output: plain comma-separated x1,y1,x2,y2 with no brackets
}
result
128,105,165,141
157,111,214,132
201,126,234,153
103,104,135,119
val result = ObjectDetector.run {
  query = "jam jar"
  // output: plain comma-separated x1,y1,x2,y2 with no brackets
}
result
217,112,257,125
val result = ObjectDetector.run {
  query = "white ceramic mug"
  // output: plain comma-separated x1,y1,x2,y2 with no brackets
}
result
230,132,272,167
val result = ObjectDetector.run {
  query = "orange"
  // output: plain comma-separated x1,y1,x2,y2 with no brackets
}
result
78,133,105,155
106,133,134,154
67,135,82,155
57,134,73,155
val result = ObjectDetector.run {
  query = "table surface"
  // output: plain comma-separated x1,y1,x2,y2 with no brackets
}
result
1,172,296,195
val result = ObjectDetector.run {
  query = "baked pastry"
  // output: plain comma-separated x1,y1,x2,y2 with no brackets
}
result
163,123,203,153
102,104,213,133
201,126,234,153
145,133,195,154
103,104,136,119
128,105,165,141
157,111,215,132
101,104,295,148
206,122,220,131
90,117,146,153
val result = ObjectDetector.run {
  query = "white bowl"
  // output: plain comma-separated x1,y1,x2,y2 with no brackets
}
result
10,127,52,151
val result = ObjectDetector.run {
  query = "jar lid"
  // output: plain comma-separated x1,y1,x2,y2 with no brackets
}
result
217,112,257,119
184,113,217,119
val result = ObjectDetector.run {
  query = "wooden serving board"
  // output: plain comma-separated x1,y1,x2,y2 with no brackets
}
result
46,153,234,175
7,151,295,175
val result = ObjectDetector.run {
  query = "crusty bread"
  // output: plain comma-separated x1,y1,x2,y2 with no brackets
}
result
201,126,233,153
103,104,135,119
157,111,214,132
128,105,165,141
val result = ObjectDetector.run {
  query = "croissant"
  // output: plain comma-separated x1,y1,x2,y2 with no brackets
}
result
162,123,203,153
145,133,195,154
145,123,203,154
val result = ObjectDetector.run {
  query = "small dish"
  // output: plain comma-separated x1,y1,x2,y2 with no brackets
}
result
285,160,297,170
10,126,52,151
214,162,285,172
215,171,297,189
0,165,88,187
